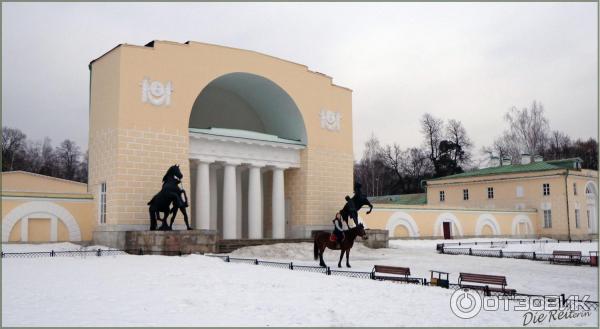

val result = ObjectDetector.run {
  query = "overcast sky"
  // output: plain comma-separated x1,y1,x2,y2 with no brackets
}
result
2,2,598,161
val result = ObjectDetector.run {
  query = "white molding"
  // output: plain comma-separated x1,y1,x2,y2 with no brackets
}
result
385,211,420,237
433,212,464,237
511,214,534,236
1,196,93,203
2,201,82,242
475,214,501,236
189,132,302,168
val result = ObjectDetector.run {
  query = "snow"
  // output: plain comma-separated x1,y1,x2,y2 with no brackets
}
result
1,242,112,253
2,241,598,327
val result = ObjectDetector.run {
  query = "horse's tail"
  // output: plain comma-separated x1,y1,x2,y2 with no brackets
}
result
313,236,318,260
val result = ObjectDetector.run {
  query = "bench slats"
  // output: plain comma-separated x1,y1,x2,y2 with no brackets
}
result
373,265,411,276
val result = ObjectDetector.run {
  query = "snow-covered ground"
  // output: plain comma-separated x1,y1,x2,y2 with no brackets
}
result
2,240,598,327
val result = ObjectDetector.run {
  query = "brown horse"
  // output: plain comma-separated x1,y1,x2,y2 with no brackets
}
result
313,223,368,268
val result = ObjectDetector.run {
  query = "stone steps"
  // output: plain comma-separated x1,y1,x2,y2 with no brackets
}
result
217,238,312,253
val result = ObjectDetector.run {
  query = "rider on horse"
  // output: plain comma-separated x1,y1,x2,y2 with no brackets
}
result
332,212,346,246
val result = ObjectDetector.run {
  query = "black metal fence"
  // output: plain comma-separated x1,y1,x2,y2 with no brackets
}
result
439,247,594,265
438,239,595,249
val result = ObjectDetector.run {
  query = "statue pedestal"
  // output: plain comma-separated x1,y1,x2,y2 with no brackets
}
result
124,230,218,255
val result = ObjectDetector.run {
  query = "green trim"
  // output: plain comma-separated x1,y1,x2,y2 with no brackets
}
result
368,193,426,205
366,205,537,214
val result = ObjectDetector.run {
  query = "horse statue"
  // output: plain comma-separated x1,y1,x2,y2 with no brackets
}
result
147,164,192,231
313,223,368,268
340,182,373,228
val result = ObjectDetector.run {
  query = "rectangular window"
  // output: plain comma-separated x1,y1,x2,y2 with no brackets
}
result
463,189,469,201
575,209,580,228
543,183,550,196
99,182,107,224
487,187,494,199
587,209,591,228
439,191,445,202
543,209,552,228
573,183,577,196
516,186,524,198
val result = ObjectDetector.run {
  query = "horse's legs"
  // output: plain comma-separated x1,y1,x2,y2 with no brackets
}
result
346,248,351,268
169,207,178,230
319,244,327,267
338,249,346,268
179,207,192,230
159,211,170,230
149,208,157,231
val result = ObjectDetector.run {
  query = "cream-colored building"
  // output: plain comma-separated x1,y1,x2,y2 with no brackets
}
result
362,158,598,240
88,40,353,247
1,171,95,243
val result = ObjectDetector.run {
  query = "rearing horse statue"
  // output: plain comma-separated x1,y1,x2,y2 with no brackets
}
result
147,164,192,231
340,182,373,227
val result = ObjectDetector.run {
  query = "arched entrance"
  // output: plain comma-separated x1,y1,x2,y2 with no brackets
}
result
2,201,82,242
475,214,501,236
188,72,307,240
585,181,598,234
385,211,419,238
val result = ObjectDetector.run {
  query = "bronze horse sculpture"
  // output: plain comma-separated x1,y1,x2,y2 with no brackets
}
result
313,223,368,268
147,164,192,231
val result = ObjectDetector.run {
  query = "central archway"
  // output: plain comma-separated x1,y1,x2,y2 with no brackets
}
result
188,72,307,240
189,72,307,144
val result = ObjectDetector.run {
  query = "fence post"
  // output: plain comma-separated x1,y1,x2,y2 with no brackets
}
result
499,250,503,258
254,259,259,265
50,250,54,257
458,242,461,246
290,262,294,270
96,248,101,257
326,267,331,275
225,256,230,262
469,248,472,255
139,248,143,255
532,252,536,260
520,240,522,244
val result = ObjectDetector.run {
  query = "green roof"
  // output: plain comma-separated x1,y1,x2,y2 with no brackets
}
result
369,193,427,205
427,158,582,182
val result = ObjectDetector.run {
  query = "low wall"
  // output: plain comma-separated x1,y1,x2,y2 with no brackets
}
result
361,229,389,249
123,230,218,255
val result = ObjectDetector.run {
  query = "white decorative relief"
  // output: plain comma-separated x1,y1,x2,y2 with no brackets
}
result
141,78,172,106
320,109,341,131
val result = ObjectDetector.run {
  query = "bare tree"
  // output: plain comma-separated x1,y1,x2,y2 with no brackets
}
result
446,119,473,165
546,130,572,160
504,101,550,162
55,139,81,180
2,126,27,171
420,113,444,163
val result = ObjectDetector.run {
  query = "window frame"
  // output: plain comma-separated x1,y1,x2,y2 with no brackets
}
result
543,183,550,196
463,189,469,201
439,190,445,202
543,209,552,228
575,209,580,228
487,187,494,199
573,183,577,196
99,182,107,225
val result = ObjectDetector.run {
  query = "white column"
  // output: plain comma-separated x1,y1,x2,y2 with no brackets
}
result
248,165,263,239
50,216,58,242
195,161,211,230
20,217,28,242
222,163,237,239
209,165,218,230
236,167,243,238
272,167,286,239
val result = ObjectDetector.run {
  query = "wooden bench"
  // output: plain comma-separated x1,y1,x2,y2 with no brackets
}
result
458,272,516,296
372,265,421,284
551,250,582,265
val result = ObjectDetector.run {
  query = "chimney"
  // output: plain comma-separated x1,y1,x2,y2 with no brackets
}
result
533,155,544,162
489,156,500,168
521,153,531,165
502,157,511,166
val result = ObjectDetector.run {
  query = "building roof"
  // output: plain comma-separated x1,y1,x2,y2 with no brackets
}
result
1,171,88,194
369,193,427,205
426,158,583,182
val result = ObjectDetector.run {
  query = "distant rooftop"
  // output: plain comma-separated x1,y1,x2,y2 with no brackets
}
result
369,193,427,205
427,158,584,182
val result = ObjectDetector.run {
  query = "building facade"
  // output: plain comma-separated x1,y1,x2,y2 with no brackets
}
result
88,40,354,247
362,158,598,240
